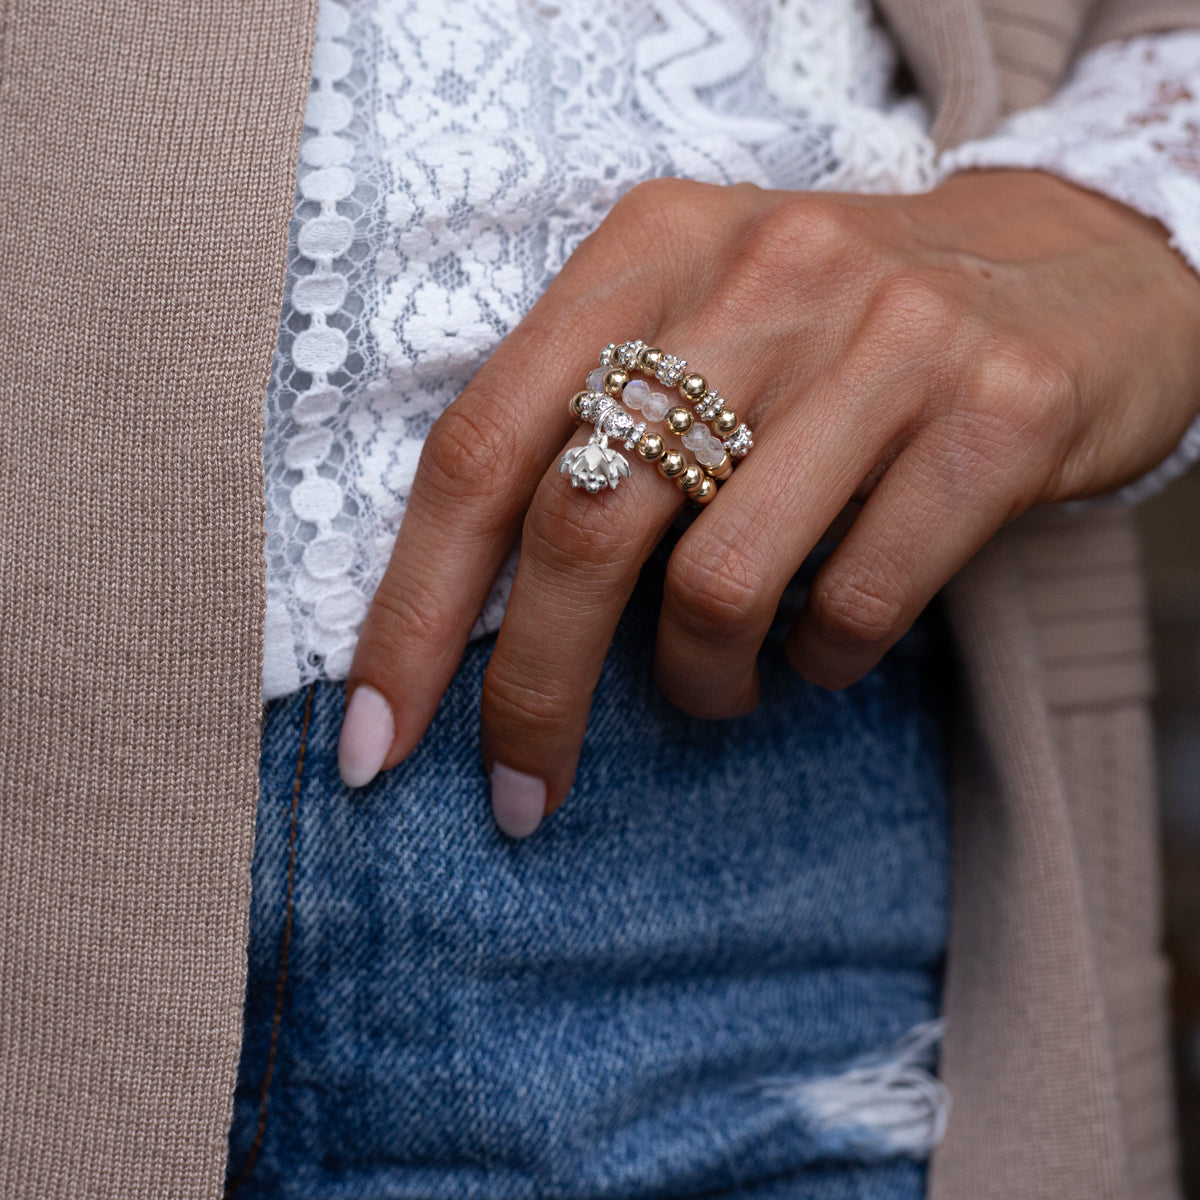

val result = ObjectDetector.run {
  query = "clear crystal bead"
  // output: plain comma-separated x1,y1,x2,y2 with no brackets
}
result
642,391,670,422
623,379,650,410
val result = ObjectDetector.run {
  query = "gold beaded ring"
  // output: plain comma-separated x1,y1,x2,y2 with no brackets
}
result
561,369,717,505
598,339,754,476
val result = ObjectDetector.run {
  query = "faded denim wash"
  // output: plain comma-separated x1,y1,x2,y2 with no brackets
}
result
227,554,952,1199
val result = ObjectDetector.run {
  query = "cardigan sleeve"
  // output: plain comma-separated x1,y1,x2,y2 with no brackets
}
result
936,29,1200,503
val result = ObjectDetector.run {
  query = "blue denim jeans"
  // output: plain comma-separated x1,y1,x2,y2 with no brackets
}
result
227,555,952,1199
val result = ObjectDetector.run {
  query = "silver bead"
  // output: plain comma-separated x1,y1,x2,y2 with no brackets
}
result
655,354,687,388
616,339,647,370
723,424,754,457
694,390,724,421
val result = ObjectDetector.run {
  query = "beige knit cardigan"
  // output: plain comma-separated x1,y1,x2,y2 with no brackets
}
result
2,1,1198,1196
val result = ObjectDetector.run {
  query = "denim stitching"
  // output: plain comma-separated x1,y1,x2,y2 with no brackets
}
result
226,683,314,1196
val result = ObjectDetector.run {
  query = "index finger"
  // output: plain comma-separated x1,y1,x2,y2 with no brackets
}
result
337,252,661,787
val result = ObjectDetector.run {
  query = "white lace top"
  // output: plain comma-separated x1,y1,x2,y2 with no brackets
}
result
261,0,1200,700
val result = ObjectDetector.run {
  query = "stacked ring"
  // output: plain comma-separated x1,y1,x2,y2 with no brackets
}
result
561,368,718,505
598,339,754,471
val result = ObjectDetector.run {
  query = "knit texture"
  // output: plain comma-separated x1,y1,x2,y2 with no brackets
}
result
2,0,1198,1197
938,510,1169,1200
0,2,315,1196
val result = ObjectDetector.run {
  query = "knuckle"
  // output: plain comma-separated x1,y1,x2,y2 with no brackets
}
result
809,563,905,652
665,538,766,641
976,341,1078,426
580,176,719,292
418,403,515,504
366,583,448,659
734,197,859,294
482,659,574,742
522,492,631,580
963,340,1080,466
495,313,557,364
869,272,959,351
614,176,703,221
606,177,704,246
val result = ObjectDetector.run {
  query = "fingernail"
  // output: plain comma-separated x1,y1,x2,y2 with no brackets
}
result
338,685,394,789
490,763,546,838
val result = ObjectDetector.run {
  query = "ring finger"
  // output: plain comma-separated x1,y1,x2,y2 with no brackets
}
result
481,334,813,833
653,338,927,716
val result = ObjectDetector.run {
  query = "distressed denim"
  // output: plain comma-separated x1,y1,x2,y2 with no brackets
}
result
227,555,952,1199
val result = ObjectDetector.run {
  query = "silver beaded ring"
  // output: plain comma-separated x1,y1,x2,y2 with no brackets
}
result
560,367,717,505
599,339,754,468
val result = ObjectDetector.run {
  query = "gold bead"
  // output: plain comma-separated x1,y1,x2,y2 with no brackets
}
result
639,347,663,373
569,390,590,421
679,373,707,401
665,406,693,435
679,464,705,492
703,451,733,480
602,368,629,397
714,408,739,435
636,432,664,461
658,449,686,479
692,476,718,505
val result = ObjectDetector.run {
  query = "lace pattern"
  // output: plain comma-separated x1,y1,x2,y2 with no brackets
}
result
263,4,1200,699
263,0,933,698
263,1,391,697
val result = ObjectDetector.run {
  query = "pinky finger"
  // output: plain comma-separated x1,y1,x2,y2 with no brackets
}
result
785,427,1037,689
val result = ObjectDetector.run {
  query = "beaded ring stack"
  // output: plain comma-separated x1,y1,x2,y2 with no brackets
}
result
561,369,718,505
599,339,754,470
560,339,754,505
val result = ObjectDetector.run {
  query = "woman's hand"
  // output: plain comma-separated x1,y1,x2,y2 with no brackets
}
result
337,168,1200,834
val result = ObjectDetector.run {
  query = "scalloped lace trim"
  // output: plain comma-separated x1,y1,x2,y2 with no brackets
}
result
263,1,387,698
262,0,934,699
263,7,1200,700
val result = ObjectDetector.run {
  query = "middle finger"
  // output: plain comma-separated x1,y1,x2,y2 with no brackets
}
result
479,333,814,827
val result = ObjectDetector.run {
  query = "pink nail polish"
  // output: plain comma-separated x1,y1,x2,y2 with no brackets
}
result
490,763,546,838
338,685,394,788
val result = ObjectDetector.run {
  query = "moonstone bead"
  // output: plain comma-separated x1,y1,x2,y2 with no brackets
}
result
682,425,709,452
623,379,651,410
696,437,727,467
642,391,671,422
586,368,607,393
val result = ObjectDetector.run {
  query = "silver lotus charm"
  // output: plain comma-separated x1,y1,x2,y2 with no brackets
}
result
559,434,631,493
